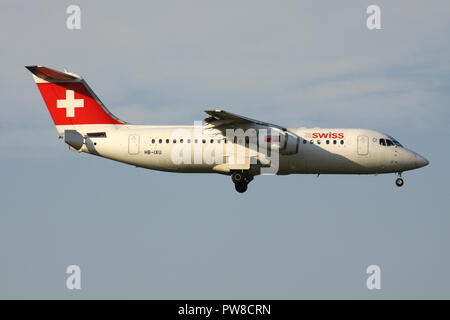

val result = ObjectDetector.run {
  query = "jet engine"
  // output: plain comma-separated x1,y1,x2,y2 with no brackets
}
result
265,128,299,155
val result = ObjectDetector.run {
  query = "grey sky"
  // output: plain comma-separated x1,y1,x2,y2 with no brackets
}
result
0,0,449,299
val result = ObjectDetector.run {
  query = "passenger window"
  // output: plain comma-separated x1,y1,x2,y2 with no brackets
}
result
379,138,386,146
386,139,394,146
151,139,155,144
173,139,176,143
326,140,330,144
303,139,307,144
333,140,337,144
217,139,221,144
340,140,344,145
187,139,191,143
194,139,198,144
317,140,321,144
180,139,183,143
166,139,169,143
202,139,206,144
310,140,313,144
210,139,214,144
158,139,162,144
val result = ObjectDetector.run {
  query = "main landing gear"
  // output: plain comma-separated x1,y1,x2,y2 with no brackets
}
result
231,171,253,193
395,172,404,187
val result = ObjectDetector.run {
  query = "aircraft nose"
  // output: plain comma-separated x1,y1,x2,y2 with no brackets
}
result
415,154,429,168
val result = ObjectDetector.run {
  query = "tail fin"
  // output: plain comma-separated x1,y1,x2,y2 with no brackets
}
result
26,66,125,133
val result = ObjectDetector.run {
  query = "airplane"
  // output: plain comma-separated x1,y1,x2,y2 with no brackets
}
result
26,65,429,193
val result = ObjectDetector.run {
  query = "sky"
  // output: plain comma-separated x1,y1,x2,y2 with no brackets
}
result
0,0,449,299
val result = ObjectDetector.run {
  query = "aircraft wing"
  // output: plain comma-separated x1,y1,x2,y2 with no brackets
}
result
204,110,287,131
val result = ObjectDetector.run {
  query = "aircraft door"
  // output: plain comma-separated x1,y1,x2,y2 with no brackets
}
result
357,135,369,156
128,134,140,155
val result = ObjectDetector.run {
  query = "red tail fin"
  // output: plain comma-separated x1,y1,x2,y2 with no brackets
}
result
26,66,125,127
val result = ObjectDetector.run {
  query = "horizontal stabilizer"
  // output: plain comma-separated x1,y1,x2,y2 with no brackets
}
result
25,65,81,81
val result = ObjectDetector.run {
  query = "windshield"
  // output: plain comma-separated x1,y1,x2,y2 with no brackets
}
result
387,135,403,147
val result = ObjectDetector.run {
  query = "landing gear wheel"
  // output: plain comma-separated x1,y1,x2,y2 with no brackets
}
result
395,177,404,187
231,172,244,184
235,182,248,193
231,171,253,193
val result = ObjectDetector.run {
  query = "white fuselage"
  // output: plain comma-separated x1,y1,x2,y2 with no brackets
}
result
25,65,428,192
60,124,428,176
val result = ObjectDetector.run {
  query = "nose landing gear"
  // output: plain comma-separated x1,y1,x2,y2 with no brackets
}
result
231,171,253,193
395,173,404,187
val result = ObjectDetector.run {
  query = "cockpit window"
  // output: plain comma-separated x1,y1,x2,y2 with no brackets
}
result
388,135,403,147
380,136,403,147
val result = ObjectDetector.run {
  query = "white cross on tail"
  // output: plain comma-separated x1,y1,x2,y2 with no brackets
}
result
57,90,84,117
